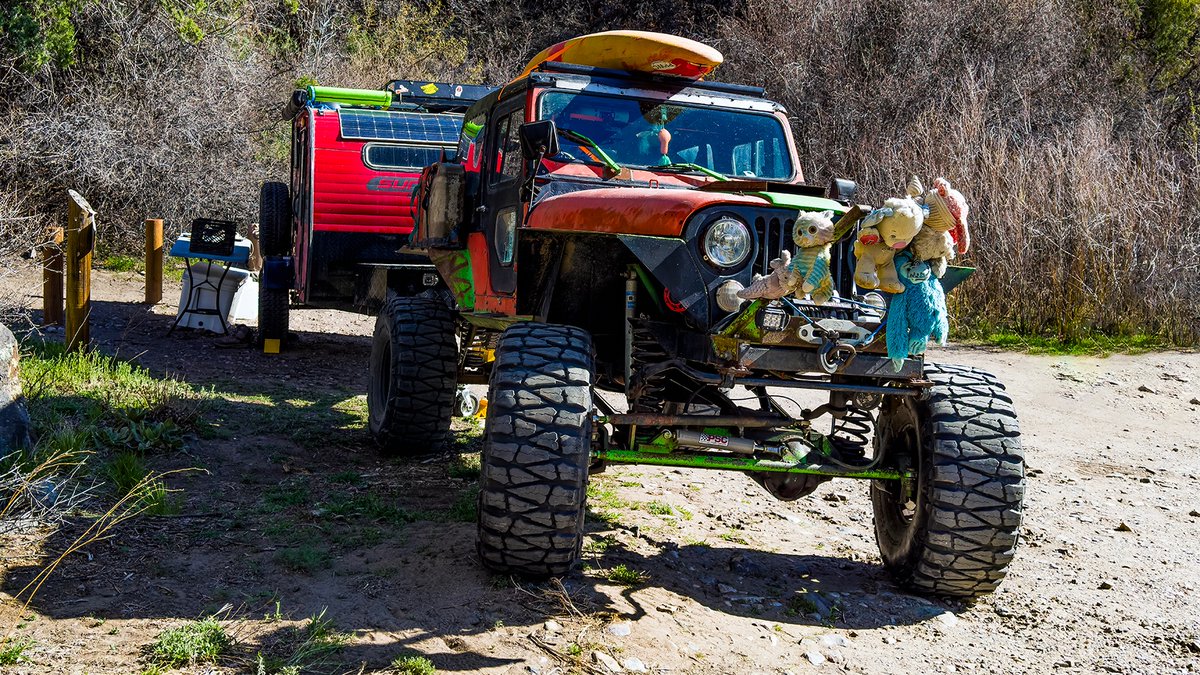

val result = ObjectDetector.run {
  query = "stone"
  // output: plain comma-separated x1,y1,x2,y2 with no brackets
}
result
1114,522,1133,532
1137,384,1157,394
820,634,851,649
0,323,31,458
1189,510,1200,518
1098,581,1114,590
805,650,826,666
1190,397,1200,406
622,657,647,672
717,583,739,595
606,622,632,637
592,651,623,672
934,612,959,628
543,620,562,633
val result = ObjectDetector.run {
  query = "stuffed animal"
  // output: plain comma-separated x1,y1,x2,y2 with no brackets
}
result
853,196,924,293
737,210,836,303
737,250,793,300
885,251,948,370
786,210,836,303
910,177,971,277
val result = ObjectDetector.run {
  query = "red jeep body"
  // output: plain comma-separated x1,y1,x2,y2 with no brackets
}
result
282,81,493,311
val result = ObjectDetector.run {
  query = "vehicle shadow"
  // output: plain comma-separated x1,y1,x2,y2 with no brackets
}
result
5,298,956,672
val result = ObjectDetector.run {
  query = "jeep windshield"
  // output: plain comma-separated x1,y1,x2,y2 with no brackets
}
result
538,90,795,180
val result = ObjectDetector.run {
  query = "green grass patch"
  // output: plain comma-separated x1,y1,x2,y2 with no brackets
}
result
391,653,437,675
719,531,748,545
261,480,311,512
148,617,230,666
98,254,141,273
784,594,819,617
447,486,478,522
320,492,423,524
0,637,33,665
448,452,480,479
214,391,368,448
607,564,647,586
329,470,363,486
276,545,330,574
105,452,146,495
961,324,1170,355
255,608,347,673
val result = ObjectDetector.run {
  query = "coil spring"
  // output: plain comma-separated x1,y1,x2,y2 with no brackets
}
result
461,329,497,371
628,324,670,413
829,405,875,459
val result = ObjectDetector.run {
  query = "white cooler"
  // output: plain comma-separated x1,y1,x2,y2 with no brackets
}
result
176,263,253,331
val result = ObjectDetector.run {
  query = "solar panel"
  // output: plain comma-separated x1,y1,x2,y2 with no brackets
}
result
339,110,463,144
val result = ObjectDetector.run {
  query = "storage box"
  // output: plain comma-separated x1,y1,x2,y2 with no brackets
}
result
176,263,251,332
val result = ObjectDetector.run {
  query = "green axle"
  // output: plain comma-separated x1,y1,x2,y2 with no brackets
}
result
595,448,906,480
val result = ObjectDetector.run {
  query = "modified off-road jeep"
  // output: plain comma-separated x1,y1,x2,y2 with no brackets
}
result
391,60,1025,597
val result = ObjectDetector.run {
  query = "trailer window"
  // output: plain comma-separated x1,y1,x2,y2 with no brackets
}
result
363,144,448,171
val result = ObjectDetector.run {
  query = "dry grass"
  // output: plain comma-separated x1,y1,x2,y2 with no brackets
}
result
1,0,1197,343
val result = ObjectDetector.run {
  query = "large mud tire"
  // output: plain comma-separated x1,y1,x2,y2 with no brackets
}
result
477,323,594,577
258,181,292,342
368,295,458,455
258,181,292,256
871,363,1025,598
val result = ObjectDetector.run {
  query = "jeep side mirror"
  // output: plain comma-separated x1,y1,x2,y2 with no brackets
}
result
828,177,858,202
519,120,559,160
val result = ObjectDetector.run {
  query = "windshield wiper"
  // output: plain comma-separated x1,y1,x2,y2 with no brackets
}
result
654,162,728,181
556,127,622,174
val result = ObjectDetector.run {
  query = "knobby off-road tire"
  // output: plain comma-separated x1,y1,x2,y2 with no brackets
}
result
258,182,292,342
258,181,292,256
477,323,594,577
871,363,1025,598
368,294,458,455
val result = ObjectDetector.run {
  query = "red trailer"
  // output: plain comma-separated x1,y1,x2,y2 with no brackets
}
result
258,80,494,346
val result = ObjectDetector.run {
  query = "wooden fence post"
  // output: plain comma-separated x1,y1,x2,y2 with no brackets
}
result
145,218,163,304
41,227,64,326
65,190,95,352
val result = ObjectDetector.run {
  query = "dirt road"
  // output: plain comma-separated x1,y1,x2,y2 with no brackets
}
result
1,263,1199,674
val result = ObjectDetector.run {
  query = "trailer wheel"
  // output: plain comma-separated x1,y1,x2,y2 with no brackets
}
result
477,323,594,577
258,181,292,256
258,182,292,344
871,363,1025,598
368,294,458,455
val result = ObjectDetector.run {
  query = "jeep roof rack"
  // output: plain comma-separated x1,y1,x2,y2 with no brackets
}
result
534,61,768,99
382,80,497,113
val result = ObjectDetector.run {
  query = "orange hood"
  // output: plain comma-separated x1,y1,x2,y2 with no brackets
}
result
524,187,769,237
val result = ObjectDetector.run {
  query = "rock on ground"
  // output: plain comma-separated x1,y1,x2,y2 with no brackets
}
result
0,322,31,457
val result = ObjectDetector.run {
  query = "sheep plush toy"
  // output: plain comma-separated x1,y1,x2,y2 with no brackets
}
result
738,210,836,303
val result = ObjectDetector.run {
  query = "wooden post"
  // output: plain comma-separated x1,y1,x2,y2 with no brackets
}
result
145,218,163,304
65,190,95,352
41,227,64,326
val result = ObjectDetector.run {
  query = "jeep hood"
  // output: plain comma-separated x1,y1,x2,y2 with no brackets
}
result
525,187,770,237
525,186,846,237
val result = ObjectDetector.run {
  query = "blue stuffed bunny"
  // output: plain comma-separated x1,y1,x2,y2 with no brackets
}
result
885,251,948,370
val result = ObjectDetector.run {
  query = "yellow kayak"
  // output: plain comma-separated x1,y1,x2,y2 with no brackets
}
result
519,31,723,80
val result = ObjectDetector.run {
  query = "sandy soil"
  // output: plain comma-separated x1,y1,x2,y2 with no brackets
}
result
1,260,1199,675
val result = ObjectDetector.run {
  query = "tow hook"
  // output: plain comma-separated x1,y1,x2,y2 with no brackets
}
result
818,340,857,374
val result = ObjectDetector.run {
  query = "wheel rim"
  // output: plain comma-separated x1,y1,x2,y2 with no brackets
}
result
873,399,925,561
370,339,391,428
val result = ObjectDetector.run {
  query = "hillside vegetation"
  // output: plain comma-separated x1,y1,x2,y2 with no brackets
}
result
1,0,1198,343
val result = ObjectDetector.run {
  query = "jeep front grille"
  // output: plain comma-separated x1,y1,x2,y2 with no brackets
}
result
753,215,795,277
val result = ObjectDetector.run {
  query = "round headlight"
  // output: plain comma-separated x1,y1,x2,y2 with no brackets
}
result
703,217,751,268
